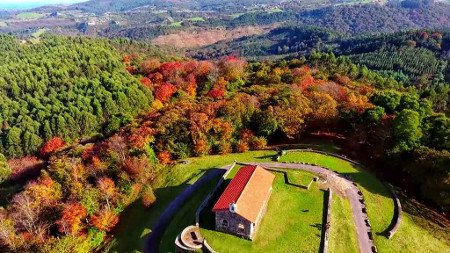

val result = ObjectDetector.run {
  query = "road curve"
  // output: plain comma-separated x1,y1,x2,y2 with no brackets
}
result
241,162,375,253
144,165,231,253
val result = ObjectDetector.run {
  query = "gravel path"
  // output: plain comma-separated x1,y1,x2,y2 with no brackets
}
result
144,165,232,253
242,162,375,253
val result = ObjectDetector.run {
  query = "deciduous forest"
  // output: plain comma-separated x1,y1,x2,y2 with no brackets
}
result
0,34,448,252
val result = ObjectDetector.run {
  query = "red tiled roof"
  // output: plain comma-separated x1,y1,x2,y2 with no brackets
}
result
212,165,256,211
212,165,275,223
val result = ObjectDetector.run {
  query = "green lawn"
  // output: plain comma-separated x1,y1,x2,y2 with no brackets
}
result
329,195,358,253
16,12,44,20
199,172,324,253
168,21,183,27
187,17,205,22
108,150,276,252
267,7,283,14
109,148,450,252
286,170,315,186
279,151,450,252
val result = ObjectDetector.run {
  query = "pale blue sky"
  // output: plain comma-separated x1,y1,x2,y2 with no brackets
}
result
0,0,86,9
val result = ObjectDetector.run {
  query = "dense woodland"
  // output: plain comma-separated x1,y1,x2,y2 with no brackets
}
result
0,34,448,252
0,36,153,158
193,29,450,112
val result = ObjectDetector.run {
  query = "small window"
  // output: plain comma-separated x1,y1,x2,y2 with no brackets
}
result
222,220,228,227
238,224,245,231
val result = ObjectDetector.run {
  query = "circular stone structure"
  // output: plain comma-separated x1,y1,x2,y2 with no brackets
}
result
180,225,204,250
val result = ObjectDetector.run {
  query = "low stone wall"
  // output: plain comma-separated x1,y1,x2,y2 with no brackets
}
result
264,167,316,190
321,189,333,253
195,162,236,226
280,149,362,166
202,240,217,253
386,184,402,239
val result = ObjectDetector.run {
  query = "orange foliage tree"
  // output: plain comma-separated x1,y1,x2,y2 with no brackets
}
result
90,209,119,232
57,203,87,236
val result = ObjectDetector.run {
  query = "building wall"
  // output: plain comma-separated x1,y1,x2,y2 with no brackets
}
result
215,211,252,239
214,188,273,240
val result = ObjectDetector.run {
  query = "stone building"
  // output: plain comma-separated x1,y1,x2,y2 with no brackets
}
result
212,165,275,240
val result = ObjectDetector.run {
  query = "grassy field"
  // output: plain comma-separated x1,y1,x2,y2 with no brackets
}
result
329,195,358,253
199,172,324,253
187,17,205,22
168,21,183,27
286,170,316,186
16,12,44,20
109,147,449,252
108,150,277,252
279,151,450,252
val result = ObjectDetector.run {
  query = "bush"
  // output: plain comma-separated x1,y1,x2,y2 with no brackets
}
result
250,136,267,150
236,141,250,153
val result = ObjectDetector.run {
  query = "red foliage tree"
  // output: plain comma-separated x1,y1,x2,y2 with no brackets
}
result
57,203,87,236
123,157,151,182
155,82,177,103
140,77,152,89
208,88,225,99
39,137,65,157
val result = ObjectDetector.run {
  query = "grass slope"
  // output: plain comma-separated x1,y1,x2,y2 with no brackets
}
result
329,195,358,253
279,151,450,252
108,150,277,252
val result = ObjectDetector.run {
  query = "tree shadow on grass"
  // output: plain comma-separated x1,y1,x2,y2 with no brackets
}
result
199,178,231,230
108,168,225,253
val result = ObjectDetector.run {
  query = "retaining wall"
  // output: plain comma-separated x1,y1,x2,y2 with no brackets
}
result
386,184,402,239
322,189,333,253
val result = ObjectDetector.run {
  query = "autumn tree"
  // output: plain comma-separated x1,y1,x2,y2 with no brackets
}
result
308,91,338,122
90,209,119,232
40,137,65,157
155,82,177,103
218,56,247,81
0,215,24,251
157,151,172,165
57,203,87,236
97,177,116,210
140,58,161,75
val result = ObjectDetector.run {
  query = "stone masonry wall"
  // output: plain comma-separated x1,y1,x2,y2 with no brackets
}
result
215,211,252,239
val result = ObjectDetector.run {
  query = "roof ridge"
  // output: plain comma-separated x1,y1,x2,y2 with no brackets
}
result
235,165,259,205
211,165,257,211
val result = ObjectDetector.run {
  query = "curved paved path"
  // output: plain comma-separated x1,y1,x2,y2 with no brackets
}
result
144,164,232,253
241,162,375,253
